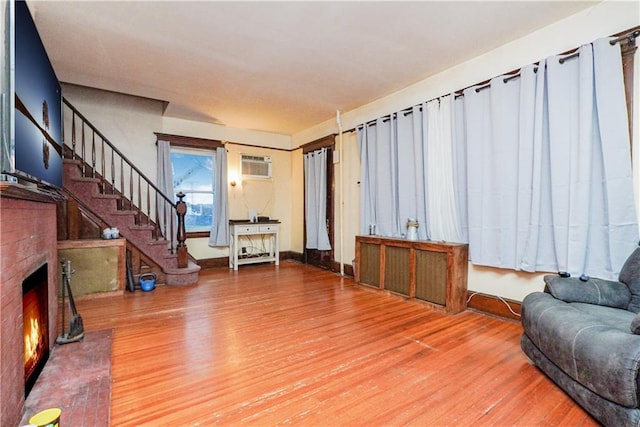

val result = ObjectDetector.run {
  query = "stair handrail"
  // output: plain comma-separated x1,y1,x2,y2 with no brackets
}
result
62,98,173,206
62,97,180,255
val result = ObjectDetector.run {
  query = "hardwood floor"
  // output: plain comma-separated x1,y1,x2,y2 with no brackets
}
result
76,261,597,426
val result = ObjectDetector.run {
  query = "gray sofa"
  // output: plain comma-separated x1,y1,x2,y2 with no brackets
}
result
521,247,640,427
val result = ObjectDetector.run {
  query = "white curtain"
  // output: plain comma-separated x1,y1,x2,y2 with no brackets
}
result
156,139,176,247
546,40,638,277
358,118,401,237
462,38,638,279
208,147,229,247
452,96,468,243
304,148,332,250
423,96,461,242
397,106,428,240
358,124,377,236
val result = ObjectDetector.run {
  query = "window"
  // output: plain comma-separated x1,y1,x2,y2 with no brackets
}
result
170,147,216,233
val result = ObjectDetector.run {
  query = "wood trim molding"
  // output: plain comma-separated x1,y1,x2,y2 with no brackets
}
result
154,132,223,149
301,135,336,154
186,231,210,239
225,141,292,152
196,257,229,270
617,27,638,149
466,291,521,321
330,260,354,277
196,251,304,270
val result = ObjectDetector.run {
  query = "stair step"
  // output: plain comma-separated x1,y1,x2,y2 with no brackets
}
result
129,224,155,231
165,260,201,286
164,261,200,275
73,176,102,183
147,239,170,246
112,210,137,216
93,193,120,199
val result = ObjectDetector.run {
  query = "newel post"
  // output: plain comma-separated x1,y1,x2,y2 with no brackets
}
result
176,192,188,268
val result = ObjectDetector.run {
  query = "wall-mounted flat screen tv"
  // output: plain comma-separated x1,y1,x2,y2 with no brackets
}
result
10,0,63,188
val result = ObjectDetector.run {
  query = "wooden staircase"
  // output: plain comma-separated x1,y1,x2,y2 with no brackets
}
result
60,98,200,286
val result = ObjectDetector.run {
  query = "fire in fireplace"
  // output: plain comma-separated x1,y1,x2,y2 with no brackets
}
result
23,264,50,397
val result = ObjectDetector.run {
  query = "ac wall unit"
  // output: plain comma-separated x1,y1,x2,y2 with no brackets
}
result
241,154,272,179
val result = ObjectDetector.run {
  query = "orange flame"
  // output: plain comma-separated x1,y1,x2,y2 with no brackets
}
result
24,316,40,366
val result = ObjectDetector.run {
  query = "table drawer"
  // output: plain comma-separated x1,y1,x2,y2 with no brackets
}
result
235,224,259,233
259,224,279,233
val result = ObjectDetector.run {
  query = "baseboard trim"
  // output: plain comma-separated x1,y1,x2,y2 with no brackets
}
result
196,252,356,277
466,291,521,321
330,260,354,277
197,251,304,270
196,257,228,269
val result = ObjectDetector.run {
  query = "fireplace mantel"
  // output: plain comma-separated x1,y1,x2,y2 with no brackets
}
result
0,182,60,426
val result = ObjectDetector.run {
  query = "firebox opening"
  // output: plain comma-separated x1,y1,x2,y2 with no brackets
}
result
23,263,49,397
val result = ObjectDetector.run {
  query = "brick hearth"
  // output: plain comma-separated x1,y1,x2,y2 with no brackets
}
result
1,183,59,427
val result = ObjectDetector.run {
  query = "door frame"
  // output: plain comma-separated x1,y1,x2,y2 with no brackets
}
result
302,135,335,270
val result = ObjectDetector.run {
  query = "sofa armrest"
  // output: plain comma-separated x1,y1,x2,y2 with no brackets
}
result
543,275,631,309
522,292,640,408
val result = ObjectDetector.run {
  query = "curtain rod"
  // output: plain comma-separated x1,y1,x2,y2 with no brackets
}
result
611,28,640,45
349,107,419,132
347,26,639,133
469,30,639,93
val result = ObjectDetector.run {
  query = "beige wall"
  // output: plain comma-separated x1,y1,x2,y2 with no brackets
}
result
290,148,304,254
332,131,360,269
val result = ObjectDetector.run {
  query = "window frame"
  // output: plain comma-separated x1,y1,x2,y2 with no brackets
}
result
155,133,223,238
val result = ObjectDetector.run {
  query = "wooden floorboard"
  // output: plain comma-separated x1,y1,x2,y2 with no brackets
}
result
75,260,598,426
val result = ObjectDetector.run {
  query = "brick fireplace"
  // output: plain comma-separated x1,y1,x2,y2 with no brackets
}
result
0,183,59,427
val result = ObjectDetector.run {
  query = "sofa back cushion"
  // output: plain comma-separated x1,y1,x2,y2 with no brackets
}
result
544,276,631,309
620,247,640,313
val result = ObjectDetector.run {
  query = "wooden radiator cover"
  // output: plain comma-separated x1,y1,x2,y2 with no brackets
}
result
355,235,468,314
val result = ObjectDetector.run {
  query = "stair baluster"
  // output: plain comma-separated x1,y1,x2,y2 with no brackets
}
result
91,131,96,178
71,113,76,159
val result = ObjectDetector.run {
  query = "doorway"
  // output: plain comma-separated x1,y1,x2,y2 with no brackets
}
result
303,136,335,270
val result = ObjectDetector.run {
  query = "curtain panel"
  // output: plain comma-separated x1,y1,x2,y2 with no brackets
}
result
156,139,176,248
423,96,461,241
208,147,229,247
461,37,638,279
304,148,332,250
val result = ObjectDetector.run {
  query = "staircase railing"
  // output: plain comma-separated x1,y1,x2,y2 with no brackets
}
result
62,97,181,255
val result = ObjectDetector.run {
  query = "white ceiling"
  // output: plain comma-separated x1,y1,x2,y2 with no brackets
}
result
29,1,598,136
